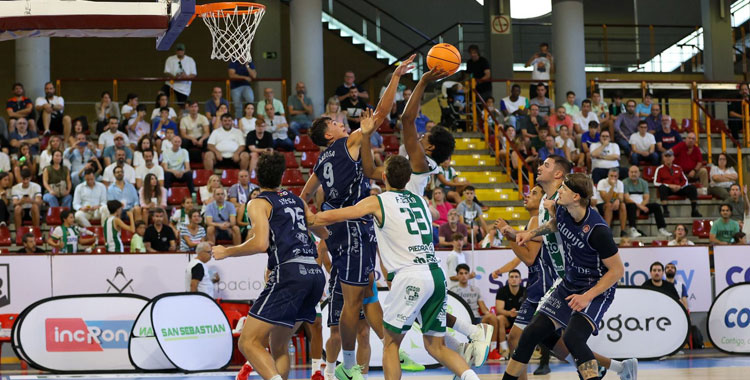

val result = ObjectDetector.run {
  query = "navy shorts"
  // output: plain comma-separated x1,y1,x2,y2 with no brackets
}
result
326,219,376,286
513,299,538,329
538,281,616,336
250,261,326,328
326,268,365,327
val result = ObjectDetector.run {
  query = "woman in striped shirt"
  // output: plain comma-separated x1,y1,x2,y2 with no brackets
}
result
180,209,206,252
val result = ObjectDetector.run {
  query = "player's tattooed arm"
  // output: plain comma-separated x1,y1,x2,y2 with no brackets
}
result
515,216,557,246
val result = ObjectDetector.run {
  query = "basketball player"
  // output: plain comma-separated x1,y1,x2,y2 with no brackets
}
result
359,68,494,367
311,155,482,380
212,152,328,380
300,55,416,380
503,173,626,380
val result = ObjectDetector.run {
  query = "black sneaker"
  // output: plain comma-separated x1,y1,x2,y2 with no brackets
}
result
533,364,551,375
663,208,670,218
620,230,628,237
691,210,703,218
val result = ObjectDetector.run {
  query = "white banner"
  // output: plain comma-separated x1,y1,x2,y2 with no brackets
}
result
13,294,148,372
707,283,750,354
587,287,689,359
204,255,269,300
0,255,52,314
51,254,187,298
713,245,750,294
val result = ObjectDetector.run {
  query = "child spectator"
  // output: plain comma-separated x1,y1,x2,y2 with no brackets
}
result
456,186,488,242
130,221,147,253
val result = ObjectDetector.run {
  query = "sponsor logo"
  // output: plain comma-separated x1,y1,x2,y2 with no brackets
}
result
45,318,132,352
583,225,590,233
0,264,9,307
621,261,696,302
159,324,227,341
405,286,420,302
725,266,750,287
724,308,750,328
597,314,673,342
106,266,134,293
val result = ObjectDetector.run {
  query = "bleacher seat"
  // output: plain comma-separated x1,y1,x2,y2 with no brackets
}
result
667,195,686,201
572,166,587,174
652,240,669,246
642,166,656,182
0,314,27,369
692,220,712,238
383,135,399,153
46,207,69,226
377,120,395,134
282,169,305,186
0,227,12,246
284,152,299,169
221,169,240,187
630,241,644,247
86,226,104,245
710,119,726,134
300,151,319,168
121,229,133,245
287,186,303,196
0,248,8,255
168,187,191,206
16,227,43,246
294,135,318,151
193,169,212,187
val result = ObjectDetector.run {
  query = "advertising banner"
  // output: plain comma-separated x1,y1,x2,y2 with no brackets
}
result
707,283,750,354
204,255,269,300
587,287,689,359
12,294,148,372
129,302,174,371
712,246,750,294
0,255,52,314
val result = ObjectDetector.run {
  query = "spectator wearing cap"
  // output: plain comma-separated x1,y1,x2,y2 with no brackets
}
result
228,60,257,119
653,150,701,218
162,43,197,108
12,168,42,228
102,133,133,167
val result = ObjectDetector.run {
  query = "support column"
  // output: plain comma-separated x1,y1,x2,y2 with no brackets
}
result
484,0,514,100
290,0,325,116
15,37,50,100
701,0,735,81
551,0,586,106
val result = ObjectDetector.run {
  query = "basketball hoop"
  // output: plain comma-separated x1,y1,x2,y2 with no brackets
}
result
192,2,265,64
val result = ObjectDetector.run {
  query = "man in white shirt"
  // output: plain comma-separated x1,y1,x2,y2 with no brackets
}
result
12,169,42,228
525,43,553,96
162,135,194,193
34,81,72,139
443,234,474,289
589,130,621,184
98,118,129,151
135,150,165,189
120,93,139,125
179,100,210,153
101,148,136,187
597,168,627,236
186,242,218,298
573,99,599,135
205,114,248,171
629,120,658,165
500,84,529,128
161,43,197,108
73,169,108,227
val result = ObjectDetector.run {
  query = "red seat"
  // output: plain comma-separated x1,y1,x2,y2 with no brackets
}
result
692,220,712,238
16,226,43,246
572,166,587,174
224,310,244,330
0,314,27,369
630,241,644,247
680,118,691,133
219,300,251,316
637,213,649,220
377,120,395,134
0,249,9,254
193,169,212,187
670,117,679,131
710,119,726,134
287,186,303,196
294,135,318,151
383,135,400,153
0,227,11,246
46,207,70,226
642,166,656,182
666,195,686,200
168,187,191,206
282,169,305,186
300,151,320,168
221,169,240,187
284,152,299,169
652,240,669,246
85,226,105,245
121,229,133,245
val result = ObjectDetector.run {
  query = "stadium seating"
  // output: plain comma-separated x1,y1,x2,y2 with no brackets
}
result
294,135,318,151
221,169,239,187
86,226,104,245
16,226,43,246
282,169,305,186
193,169,212,187
284,152,299,169
692,220,712,238
168,187,191,206
300,151,319,168
46,207,69,226
383,135,399,153
0,227,12,247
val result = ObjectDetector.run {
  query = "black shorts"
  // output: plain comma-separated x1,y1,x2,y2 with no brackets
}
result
217,157,239,168
215,228,233,241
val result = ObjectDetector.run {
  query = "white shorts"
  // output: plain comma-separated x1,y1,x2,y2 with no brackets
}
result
382,263,446,336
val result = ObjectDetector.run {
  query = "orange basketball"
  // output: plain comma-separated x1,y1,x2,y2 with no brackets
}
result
426,43,461,75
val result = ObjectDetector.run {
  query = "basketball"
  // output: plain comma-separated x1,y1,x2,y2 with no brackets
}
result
426,43,461,74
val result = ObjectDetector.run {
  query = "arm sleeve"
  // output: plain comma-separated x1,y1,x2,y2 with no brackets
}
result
588,225,618,259
191,264,204,281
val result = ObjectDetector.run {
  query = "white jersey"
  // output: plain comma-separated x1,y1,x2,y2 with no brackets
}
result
539,190,565,277
405,156,440,197
375,190,439,274
103,215,124,253
185,259,215,298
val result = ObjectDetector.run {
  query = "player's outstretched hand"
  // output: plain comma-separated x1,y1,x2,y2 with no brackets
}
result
422,67,451,82
516,231,532,246
565,293,592,312
359,108,376,136
212,245,228,260
394,54,416,77
501,225,517,240
543,199,556,213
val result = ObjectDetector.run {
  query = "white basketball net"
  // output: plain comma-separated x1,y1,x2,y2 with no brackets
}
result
200,4,265,64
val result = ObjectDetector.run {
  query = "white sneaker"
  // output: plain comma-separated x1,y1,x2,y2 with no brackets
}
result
629,227,642,238
619,358,638,380
457,342,474,367
467,323,494,367
658,228,673,237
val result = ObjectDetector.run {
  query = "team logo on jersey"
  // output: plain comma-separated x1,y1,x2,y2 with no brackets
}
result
328,188,339,199
405,286,420,302
583,225,591,233
106,267,134,293
295,232,309,244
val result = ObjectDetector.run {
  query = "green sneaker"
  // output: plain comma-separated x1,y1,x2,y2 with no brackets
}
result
399,349,425,371
334,363,364,380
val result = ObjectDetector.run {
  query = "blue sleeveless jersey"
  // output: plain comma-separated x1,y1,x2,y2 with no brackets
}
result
555,205,612,289
313,137,370,210
525,246,560,303
257,190,317,269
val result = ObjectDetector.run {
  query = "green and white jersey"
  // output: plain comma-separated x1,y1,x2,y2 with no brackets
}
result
104,215,124,253
50,225,85,253
539,190,565,277
406,156,439,197
375,190,439,274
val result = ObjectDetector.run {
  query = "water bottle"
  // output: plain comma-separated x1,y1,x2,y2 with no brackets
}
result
288,341,296,363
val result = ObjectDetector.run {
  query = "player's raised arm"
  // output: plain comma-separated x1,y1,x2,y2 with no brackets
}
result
300,172,321,203
304,202,329,240
310,195,381,227
212,198,272,259
401,68,449,173
501,216,541,266
360,109,385,180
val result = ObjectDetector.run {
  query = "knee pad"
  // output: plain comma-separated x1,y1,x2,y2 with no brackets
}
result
511,313,556,364
562,314,595,367
540,329,562,351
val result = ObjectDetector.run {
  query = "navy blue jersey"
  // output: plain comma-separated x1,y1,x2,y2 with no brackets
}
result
257,190,317,269
555,205,617,289
313,137,370,210
525,249,560,303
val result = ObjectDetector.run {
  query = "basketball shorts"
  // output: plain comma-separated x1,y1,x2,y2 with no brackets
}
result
327,219,376,286
538,279,616,336
326,267,365,327
513,299,538,330
383,263,447,336
250,260,325,328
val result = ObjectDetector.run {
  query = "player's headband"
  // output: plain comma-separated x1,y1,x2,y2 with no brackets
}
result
563,175,591,200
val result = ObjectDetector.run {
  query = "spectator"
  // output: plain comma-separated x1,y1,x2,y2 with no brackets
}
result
589,130,620,184
180,209,206,252
596,168,626,235
39,135,68,173
161,43,197,108
107,165,141,223
200,174,223,211
494,268,525,358
9,117,40,155
641,262,680,301
35,81,71,137
654,150,701,217
710,204,741,245
120,93,138,125
500,84,529,128
727,184,749,223
98,116,129,151
152,107,179,142
245,117,274,175
450,263,503,360
538,135,565,162
435,160,466,204
102,133,133,167
12,143,38,181
186,242,218,297
497,126,517,165
205,187,240,245
655,115,682,153
103,200,135,252
257,87,285,115
734,232,748,244
287,81,313,135
66,117,89,148
210,99,230,132
573,99,598,135
179,100,211,153
428,187,453,226
547,106,573,136
605,93,625,136
466,45,492,99
48,209,96,253
102,148,136,187
456,186,488,242
614,99,639,155
591,92,609,126
510,133,534,172
369,129,385,164
636,93,653,119
438,209,469,247
238,103,257,137
139,173,167,222
708,153,738,200
336,70,369,101
65,132,98,187
624,165,671,238
0,148,9,183
6,82,36,133
205,114,248,171
162,135,194,193
133,136,159,171
16,233,44,253
340,87,368,131
130,221,147,252
228,60,257,119
12,168,42,228
144,208,176,252
205,86,230,119
529,125,549,156
228,169,257,209
629,120,658,165
664,263,689,310
150,93,177,123
668,224,694,246
555,125,582,167
170,197,194,232
0,173,11,226
126,104,150,143
562,91,580,116
580,121,601,170
525,43,553,95
727,82,749,140
321,97,349,130
135,150,164,189
645,103,662,133
236,187,260,240
263,103,293,151
443,234,470,289
529,83,555,119
42,150,72,208
671,132,708,191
